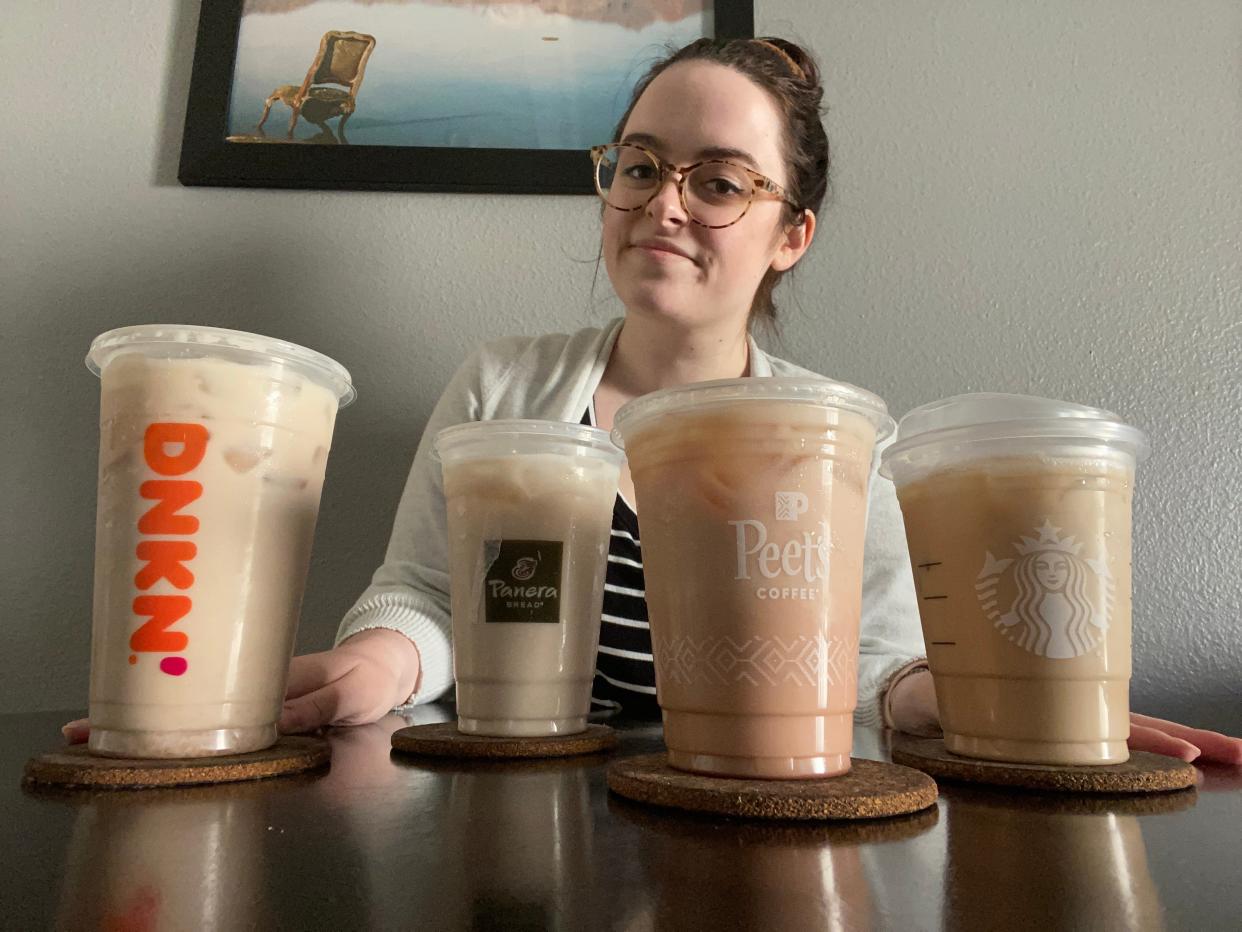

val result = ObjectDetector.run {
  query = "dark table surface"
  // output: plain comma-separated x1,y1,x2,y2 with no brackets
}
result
4,707,1240,931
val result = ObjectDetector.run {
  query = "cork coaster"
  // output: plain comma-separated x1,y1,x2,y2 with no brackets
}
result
606,754,937,821
22,737,330,790
609,791,940,843
890,735,1198,794
390,722,617,760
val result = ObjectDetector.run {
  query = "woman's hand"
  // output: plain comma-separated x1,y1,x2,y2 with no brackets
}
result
61,628,422,743
1126,713,1242,764
886,671,1242,765
886,668,942,737
279,628,421,733
62,719,90,744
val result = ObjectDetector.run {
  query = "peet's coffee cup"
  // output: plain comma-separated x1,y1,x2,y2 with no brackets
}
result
86,325,354,758
614,378,894,779
880,393,1149,765
436,420,622,737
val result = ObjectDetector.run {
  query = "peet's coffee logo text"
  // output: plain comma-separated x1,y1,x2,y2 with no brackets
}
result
729,492,828,601
484,540,563,623
130,423,209,677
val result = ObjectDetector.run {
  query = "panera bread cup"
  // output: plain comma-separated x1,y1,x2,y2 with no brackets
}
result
437,420,623,737
614,378,894,779
880,393,1149,765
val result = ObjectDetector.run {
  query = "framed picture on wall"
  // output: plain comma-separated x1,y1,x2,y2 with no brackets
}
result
178,0,755,194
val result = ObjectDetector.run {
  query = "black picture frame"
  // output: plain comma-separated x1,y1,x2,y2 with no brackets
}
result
178,0,755,195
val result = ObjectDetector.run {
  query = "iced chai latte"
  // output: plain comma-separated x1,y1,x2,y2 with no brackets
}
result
86,326,354,758
881,394,1148,765
437,421,622,737
614,379,895,779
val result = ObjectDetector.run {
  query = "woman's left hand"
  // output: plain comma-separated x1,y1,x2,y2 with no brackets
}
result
888,672,1242,765
1128,713,1242,765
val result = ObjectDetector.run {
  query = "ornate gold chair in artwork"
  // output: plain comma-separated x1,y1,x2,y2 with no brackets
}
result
257,31,377,138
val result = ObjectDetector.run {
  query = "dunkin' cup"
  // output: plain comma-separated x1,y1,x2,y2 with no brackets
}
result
613,378,895,779
86,325,354,758
880,394,1148,765
436,420,623,736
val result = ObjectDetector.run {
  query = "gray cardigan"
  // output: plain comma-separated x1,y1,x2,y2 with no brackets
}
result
336,319,926,726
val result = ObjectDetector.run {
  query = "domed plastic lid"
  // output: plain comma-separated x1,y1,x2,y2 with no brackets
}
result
880,393,1149,479
436,419,624,462
86,324,356,406
612,376,895,449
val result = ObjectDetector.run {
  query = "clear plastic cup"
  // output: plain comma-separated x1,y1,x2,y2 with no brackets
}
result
613,378,895,779
880,393,1149,765
86,325,354,758
436,420,623,737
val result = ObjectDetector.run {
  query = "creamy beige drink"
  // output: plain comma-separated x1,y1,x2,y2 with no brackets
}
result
614,379,894,779
881,394,1148,765
438,422,622,737
87,326,353,758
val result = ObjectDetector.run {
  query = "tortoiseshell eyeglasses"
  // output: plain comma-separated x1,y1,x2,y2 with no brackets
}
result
589,142,801,229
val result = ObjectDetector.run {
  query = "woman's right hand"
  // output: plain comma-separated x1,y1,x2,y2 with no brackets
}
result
61,629,422,744
61,631,422,750
279,628,422,733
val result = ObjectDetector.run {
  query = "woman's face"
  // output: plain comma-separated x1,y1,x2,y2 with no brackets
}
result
602,60,813,331
1035,554,1070,592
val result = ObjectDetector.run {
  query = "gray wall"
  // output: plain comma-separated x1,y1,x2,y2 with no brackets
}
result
5,1,1239,729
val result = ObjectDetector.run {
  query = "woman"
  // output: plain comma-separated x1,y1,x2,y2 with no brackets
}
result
66,38,1240,763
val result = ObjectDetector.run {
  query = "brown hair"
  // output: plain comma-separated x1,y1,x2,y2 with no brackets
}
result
607,37,829,329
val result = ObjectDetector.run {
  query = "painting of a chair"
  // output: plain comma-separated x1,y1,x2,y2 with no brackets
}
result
257,30,376,140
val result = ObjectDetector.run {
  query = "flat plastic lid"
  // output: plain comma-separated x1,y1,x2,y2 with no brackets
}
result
86,324,356,406
881,392,1149,472
611,376,894,449
435,419,624,461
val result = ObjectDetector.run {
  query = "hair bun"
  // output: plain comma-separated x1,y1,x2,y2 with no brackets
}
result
754,37,821,89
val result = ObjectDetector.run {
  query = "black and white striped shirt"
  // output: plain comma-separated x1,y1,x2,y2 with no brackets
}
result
584,407,661,718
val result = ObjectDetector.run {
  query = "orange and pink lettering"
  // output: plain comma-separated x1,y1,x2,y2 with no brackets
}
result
134,540,197,590
130,596,191,653
131,422,208,677
143,422,208,475
137,481,203,535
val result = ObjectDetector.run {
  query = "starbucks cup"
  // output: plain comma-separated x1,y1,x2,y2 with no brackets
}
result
879,394,1149,765
436,420,623,737
86,325,354,758
613,378,895,779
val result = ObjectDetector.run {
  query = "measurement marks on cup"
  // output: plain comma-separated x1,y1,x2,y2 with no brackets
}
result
916,561,948,600
914,561,955,647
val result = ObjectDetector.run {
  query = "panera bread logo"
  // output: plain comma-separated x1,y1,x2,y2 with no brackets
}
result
483,540,563,623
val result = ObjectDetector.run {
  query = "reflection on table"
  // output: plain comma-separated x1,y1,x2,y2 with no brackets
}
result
941,786,1194,931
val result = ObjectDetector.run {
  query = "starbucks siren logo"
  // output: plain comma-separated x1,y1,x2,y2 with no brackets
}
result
975,518,1113,659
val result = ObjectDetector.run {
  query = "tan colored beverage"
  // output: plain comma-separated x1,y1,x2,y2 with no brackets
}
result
882,394,1148,765
87,326,354,758
438,421,622,737
614,379,894,779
